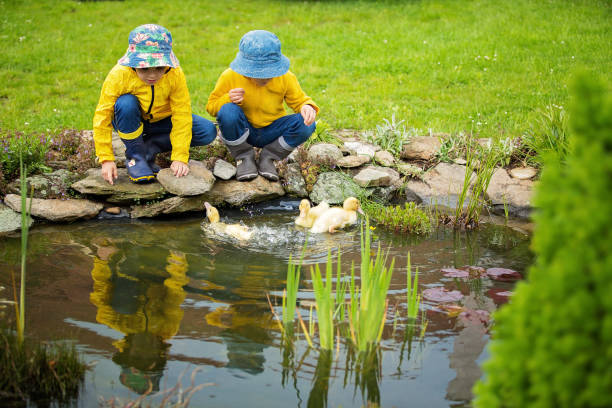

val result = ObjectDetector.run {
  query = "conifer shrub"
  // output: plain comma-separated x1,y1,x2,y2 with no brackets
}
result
473,73,612,407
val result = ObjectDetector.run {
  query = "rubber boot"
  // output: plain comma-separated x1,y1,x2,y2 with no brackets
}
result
144,134,172,175
258,138,294,181
121,135,155,183
222,138,258,181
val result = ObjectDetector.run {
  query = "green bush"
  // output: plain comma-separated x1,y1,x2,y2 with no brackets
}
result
473,73,612,407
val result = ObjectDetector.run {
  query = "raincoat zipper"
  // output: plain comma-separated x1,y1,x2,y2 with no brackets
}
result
146,85,155,120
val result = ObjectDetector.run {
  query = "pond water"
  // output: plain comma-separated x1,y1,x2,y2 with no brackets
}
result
0,200,532,408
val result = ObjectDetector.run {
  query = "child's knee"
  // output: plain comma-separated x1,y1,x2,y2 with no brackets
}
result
114,94,140,116
192,117,217,146
217,103,242,125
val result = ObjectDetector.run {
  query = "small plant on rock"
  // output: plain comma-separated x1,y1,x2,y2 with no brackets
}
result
364,114,415,157
362,200,432,235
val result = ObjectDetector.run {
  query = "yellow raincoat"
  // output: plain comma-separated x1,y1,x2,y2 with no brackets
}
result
93,65,193,163
206,68,319,128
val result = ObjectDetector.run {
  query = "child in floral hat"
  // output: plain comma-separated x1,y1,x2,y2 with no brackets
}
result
93,24,216,184
207,30,319,182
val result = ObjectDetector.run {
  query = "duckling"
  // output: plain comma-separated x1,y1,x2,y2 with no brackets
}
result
310,197,364,234
204,202,253,241
295,199,330,228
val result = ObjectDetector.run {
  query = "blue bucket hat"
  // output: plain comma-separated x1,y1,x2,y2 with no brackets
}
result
230,30,290,79
118,24,179,69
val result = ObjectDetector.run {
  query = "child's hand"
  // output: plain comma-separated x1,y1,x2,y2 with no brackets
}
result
301,104,316,126
171,160,190,178
229,88,245,104
101,161,118,185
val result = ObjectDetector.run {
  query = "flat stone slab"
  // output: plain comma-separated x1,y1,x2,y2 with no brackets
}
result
71,168,166,203
4,194,103,222
509,166,537,180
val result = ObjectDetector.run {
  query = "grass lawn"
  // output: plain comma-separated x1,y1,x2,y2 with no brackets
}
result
0,0,610,139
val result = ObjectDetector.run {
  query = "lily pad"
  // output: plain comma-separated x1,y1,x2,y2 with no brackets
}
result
423,287,464,303
487,288,514,305
442,268,470,278
486,267,522,281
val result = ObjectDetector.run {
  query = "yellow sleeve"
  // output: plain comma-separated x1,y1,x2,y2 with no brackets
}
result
93,66,125,163
284,71,319,115
206,69,233,117
169,68,193,163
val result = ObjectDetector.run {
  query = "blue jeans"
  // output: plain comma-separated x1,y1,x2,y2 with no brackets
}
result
216,103,316,148
112,94,216,148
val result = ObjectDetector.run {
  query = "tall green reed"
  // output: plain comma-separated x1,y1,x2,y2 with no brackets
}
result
405,252,420,321
348,219,394,352
17,154,33,345
454,139,501,228
282,254,301,327
310,251,337,350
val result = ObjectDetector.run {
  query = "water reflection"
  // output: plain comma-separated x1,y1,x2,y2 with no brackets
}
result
89,237,189,394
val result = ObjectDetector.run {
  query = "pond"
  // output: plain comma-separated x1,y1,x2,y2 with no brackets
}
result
0,199,532,408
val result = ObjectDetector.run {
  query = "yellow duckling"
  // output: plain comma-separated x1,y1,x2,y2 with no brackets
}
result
295,199,330,228
310,197,364,234
204,202,253,241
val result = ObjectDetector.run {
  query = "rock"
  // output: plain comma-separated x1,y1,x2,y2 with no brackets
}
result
401,136,441,161
397,163,424,178
283,163,308,197
307,143,343,166
213,159,236,180
509,166,537,180
309,172,365,205
454,158,467,165
0,203,32,234
104,207,121,215
4,194,103,222
131,195,212,218
337,155,370,168
205,176,285,207
156,160,215,196
343,141,379,158
487,168,534,219
71,168,166,203
374,150,395,167
353,165,400,188
404,163,475,208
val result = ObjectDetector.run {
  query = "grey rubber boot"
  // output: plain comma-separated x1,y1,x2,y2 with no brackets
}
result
258,138,294,181
222,132,258,181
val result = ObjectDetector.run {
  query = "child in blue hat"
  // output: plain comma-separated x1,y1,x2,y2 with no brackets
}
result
207,30,319,182
93,24,217,184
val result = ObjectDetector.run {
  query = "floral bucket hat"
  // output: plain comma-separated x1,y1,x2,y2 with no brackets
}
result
118,24,179,68
230,30,290,79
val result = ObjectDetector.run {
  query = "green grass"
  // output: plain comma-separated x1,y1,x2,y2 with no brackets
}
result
0,0,610,139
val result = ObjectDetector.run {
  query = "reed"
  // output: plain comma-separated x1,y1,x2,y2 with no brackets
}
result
310,251,336,350
405,252,421,321
465,145,501,225
348,219,394,352
282,254,301,327
17,154,33,346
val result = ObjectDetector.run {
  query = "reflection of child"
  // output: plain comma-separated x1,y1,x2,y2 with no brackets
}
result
93,24,216,185
89,242,190,394
207,30,319,182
